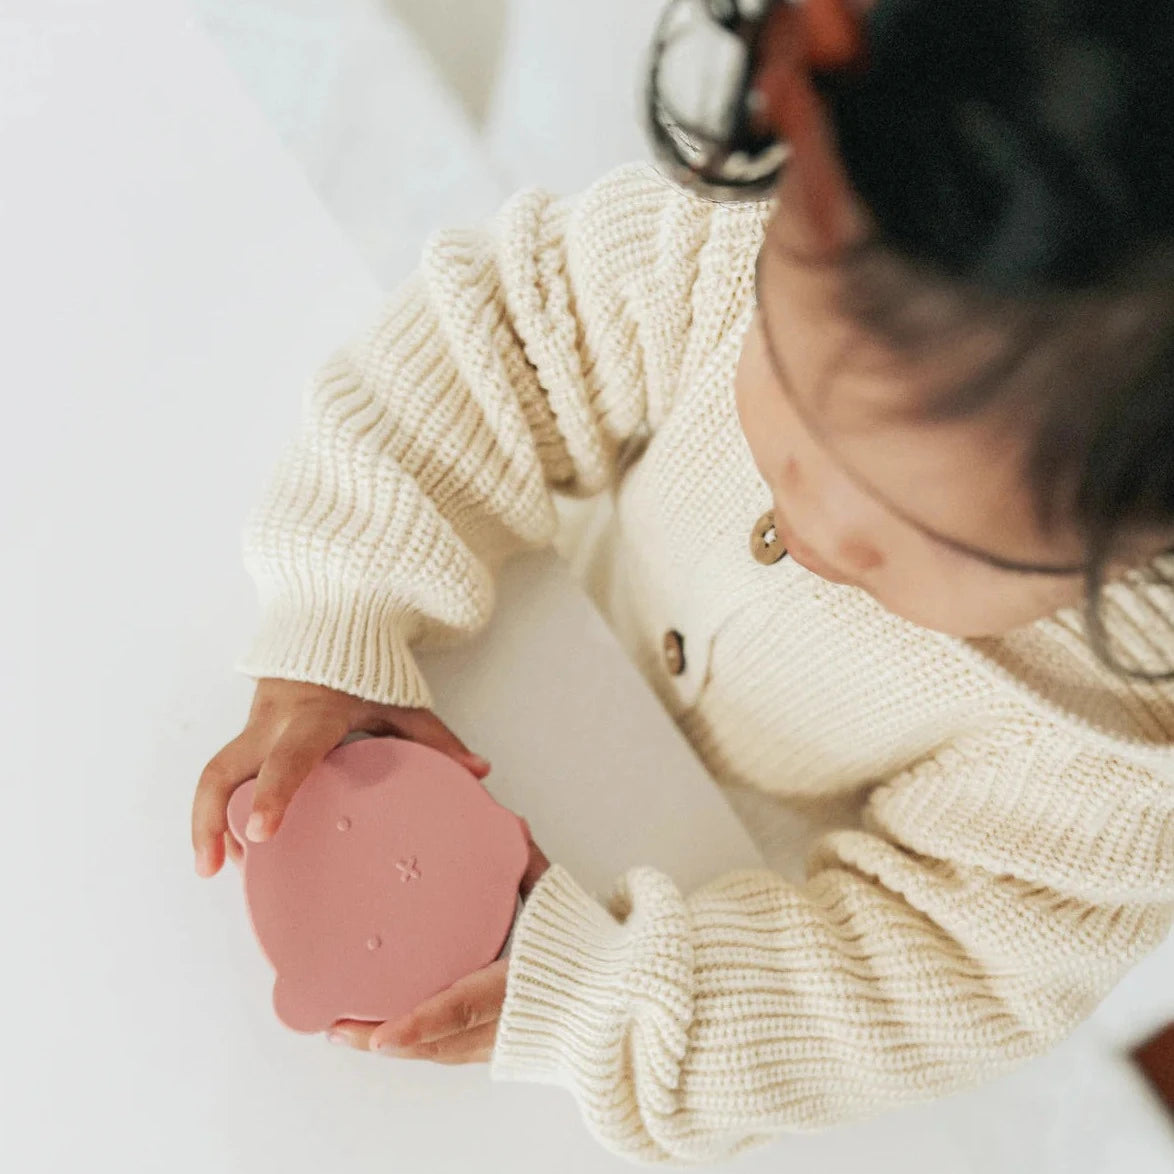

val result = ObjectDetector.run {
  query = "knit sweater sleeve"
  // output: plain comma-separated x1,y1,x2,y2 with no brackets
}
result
491,725,1174,1165
238,165,761,703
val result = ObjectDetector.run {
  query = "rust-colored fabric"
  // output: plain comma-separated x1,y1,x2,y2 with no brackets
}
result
1134,1022,1174,1117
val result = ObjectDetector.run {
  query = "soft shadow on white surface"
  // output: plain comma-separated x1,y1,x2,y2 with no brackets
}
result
192,0,507,286
482,0,667,194
189,0,669,288
419,554,763,898
383,0,508,126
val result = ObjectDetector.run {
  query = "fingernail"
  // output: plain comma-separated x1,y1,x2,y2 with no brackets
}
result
468,756,491,775
195,847,215,878
245,812,267,843
327,1031,347,1046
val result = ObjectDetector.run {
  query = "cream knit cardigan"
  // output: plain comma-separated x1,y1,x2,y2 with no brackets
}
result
240,166,1174,1166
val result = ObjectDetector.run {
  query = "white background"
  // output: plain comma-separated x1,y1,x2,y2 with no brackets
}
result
2,2,1173,1172
0,4,761,1171
189,0,666,284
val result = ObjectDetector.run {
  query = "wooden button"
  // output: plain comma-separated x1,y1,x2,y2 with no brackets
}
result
751,509,787,565
662,629,686,676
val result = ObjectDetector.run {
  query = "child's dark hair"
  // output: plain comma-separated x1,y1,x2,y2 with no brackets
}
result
822,0,1174,293
810,0,1174,671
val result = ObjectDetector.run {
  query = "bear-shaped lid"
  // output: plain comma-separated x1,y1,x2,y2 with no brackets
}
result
226,737,528,1033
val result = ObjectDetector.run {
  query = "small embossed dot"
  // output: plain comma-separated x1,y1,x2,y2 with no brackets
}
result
366,936,382,951
336,817,351,832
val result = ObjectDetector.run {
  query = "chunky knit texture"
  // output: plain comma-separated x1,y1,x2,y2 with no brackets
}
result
241,166,1174,1166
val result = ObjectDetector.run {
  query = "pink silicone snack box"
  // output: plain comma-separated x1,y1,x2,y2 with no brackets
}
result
226,737,529,1034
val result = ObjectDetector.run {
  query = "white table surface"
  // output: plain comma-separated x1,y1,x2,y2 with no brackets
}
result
3,4,1173,1173
0,4,761,1172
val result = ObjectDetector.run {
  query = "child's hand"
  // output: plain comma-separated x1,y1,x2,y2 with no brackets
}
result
191,678,490,879
328,830,551,1064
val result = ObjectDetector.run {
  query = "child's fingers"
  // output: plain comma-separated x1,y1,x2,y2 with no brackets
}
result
370,959,509,1051
381,708,491,777
192,732,265,876
331,1015,497,1063
384,1020,498,1065
223,829,244,868
246,717,349,842
519,833,551,898
328,1020,376,1049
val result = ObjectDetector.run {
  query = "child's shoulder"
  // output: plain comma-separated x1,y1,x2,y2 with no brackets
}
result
572,162,773,229
554,164,769,308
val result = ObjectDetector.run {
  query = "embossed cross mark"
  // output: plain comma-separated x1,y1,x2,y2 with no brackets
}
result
395,856,421,883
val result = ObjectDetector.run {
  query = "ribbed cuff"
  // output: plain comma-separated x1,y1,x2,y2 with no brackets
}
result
491,865,634,1090
236,586,434,709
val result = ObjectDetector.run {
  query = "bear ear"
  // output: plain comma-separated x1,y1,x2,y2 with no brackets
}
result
272,972,336,1035
226,779,256,848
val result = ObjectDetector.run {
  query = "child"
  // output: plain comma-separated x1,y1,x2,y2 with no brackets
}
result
193,0,1174,1164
